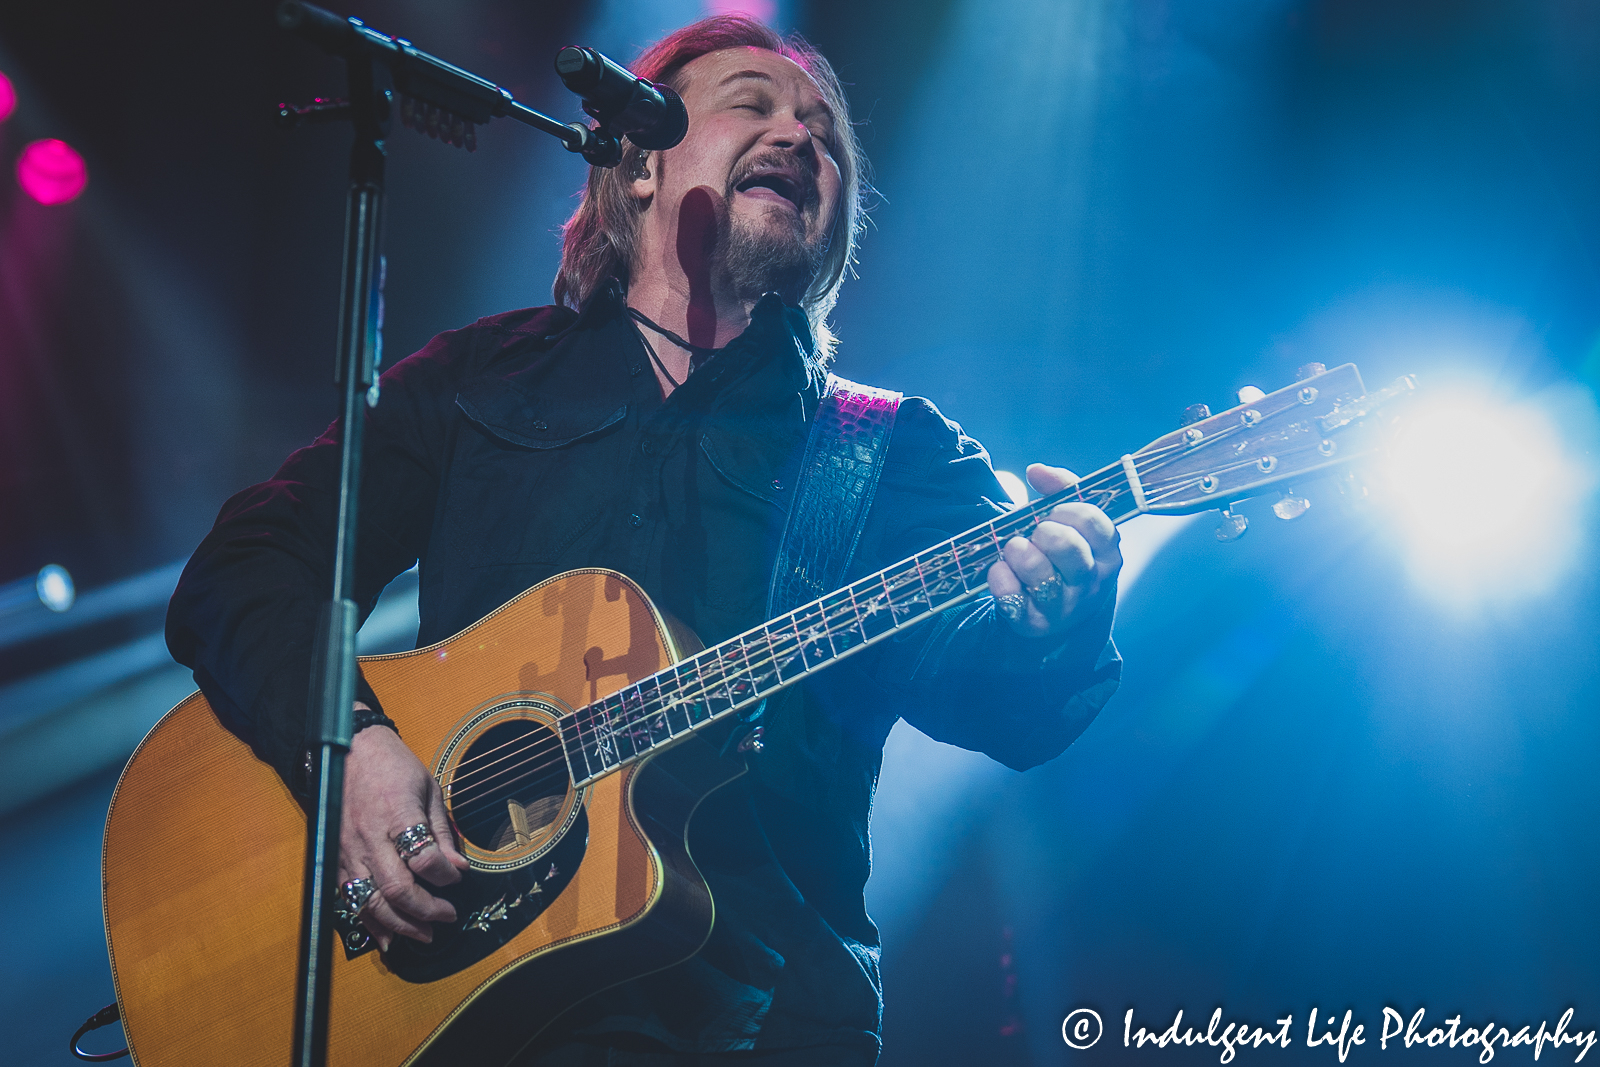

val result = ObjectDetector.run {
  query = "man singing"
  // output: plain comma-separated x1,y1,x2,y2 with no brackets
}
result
168,15,1122,1066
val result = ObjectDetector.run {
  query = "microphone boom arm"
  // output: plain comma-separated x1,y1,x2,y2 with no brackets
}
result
276,0,627,164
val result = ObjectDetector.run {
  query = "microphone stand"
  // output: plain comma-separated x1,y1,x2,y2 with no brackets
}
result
271,4,635,1065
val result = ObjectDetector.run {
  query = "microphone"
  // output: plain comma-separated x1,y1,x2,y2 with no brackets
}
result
555,46,688,152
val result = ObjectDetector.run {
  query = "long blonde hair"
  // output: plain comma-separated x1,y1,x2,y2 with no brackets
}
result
553,16,867,364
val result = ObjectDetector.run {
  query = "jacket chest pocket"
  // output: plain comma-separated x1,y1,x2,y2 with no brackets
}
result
698,423,799,509
444,376,628,568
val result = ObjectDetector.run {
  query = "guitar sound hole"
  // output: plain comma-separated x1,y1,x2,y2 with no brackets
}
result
447,717,571,855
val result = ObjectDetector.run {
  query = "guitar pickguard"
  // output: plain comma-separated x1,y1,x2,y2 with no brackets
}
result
376,804,588,984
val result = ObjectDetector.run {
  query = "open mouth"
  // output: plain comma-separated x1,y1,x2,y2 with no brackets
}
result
735,170,806,212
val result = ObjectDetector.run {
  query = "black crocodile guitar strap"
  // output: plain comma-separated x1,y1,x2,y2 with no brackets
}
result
765,374,904,618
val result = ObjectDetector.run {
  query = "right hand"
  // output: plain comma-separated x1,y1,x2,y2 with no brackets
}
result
337,714,470,951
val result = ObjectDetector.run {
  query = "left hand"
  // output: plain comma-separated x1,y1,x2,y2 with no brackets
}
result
986,463,1122,639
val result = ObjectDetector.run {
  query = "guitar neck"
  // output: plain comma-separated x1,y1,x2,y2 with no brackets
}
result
558,455,1146,787
559,362,1400,784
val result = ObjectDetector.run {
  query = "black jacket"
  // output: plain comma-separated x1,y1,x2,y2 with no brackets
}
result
166,284,1121,1053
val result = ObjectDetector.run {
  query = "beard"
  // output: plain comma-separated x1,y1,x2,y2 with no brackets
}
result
722,152,829,306
724,208,826,306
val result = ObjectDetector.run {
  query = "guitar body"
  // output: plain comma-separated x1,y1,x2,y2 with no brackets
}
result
102,568,746,1067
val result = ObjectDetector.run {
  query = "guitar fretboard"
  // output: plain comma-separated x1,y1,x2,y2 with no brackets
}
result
558,459,1143,787
554,363,1384,786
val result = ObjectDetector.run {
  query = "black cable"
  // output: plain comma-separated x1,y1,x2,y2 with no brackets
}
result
69,1003,128,1061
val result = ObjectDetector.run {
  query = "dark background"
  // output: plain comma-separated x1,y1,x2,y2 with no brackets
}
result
1,1,1596,1064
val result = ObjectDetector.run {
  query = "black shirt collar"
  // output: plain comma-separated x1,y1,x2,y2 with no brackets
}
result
579,280,821,399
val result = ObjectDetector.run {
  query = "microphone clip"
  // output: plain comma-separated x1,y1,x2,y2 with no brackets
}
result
564,124,625,169
555,46,688,169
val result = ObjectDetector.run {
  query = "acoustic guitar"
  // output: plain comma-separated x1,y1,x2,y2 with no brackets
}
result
101,363,1410,1065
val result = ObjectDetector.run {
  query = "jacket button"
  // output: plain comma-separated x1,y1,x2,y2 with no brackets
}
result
628,513,643,528
533,420,548,432
630,364,643,377
641,440,655,456
771,479,783,491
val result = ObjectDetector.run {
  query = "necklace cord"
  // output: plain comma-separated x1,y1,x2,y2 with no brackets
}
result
629,318,683,389
627,307,719,360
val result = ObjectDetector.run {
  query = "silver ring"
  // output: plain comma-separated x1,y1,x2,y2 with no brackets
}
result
340,876,377,914
1027,572,1064,606
394,823,435,861
995,593,1027,622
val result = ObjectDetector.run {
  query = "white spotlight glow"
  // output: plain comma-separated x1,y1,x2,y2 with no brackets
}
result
1381,385,1597,605
994,469,1029,508
36,564,75,612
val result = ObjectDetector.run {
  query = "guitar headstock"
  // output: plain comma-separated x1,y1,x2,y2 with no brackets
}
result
1130,363,1416,518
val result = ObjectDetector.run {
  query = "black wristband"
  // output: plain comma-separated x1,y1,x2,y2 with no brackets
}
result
352,704,399,737
296,702,398,799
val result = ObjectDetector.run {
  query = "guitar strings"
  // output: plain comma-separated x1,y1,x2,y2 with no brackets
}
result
448,465,1113,791
449,482,1089,807
447,452,1190,811
450,486,1104,811
444,728,556,791
454,465,1215,813
437,487,1074,789
449,563,985,812
451,542,1033,811
454,484,1227,814
445,437,1283,812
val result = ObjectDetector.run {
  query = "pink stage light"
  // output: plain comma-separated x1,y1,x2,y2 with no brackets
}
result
17,139,88,205
0,71,15,123
703,0,777,21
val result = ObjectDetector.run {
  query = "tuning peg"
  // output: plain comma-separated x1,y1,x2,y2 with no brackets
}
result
1296,362,1326,381
1179,403,1210,427
1272,492,1310,521
1214,508,1248,542
1237,385,1266,404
